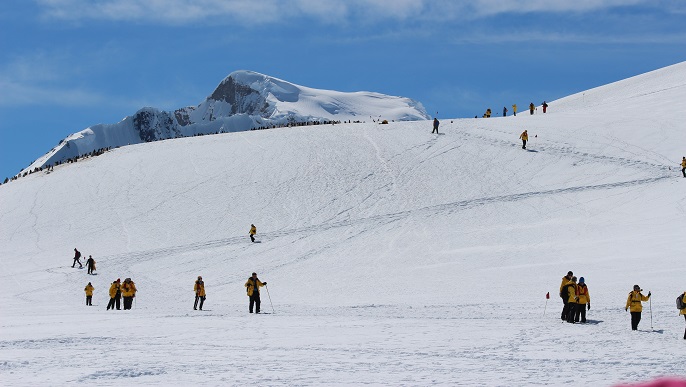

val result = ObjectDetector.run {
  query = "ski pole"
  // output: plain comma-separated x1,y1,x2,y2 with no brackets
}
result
265,284,275,314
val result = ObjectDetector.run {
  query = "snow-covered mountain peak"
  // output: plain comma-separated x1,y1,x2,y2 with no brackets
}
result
19,71,429,175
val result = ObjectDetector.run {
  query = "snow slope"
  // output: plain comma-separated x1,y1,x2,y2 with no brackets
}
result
1,62,685,386
21,70,429,175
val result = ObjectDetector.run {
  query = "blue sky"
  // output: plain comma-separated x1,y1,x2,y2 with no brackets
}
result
1,0,685,179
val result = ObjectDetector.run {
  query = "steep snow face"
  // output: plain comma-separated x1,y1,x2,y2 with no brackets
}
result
21,70,430,174
1,62,685,385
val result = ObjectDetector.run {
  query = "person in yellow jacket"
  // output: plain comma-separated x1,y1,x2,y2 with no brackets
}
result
625,284,650,330
680,291,686,340
512,104,517,116
245,272,267,313
563,276,579,323
529,102,535,115
249,224,257,243
121,278,137,310
84,282,94,306
559,271,574,320
194,276,206,311
681,157,685,178
519,130,529,149
574,277,590,323
106,279,121,310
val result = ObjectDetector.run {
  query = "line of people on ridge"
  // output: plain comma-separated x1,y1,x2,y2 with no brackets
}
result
482,101,548,118
560,270,686,338
84,273,268,314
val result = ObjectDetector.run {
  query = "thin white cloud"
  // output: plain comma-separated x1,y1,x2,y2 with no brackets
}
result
35,0,662,24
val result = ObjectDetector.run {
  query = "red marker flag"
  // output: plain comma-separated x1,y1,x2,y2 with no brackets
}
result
546,292,550,299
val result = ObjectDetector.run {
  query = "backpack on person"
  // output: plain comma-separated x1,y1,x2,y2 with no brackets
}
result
677,293,686,310
560,284,572,300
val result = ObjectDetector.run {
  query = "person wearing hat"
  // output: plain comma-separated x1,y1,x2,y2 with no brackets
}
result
194,276,206,311
107,279,121,310
563,276,579,323
249,224,257,243
574,277,590,323
625,285,651,330
244,272,267,314
84,282,94,306
121,278,137,310
560,271,574,320
72,248,83,268
86,255,96,275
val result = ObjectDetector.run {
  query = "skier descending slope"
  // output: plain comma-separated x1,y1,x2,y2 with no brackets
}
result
249,224,257,243
245,272,267,314
625,285,651,330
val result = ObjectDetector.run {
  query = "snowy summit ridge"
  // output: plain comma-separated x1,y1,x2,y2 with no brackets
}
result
24,70,429,174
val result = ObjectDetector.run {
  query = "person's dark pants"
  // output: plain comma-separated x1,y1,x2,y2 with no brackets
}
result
249,294,261,313
530,110,534,115
432,127,438,134
123,296,133,310
250,234,255,242
513,111,516,116
565,303,578,323
107,298,116,310
87,265,94,274
503,110,507,117
682,167,685,177
683,315,685,339
194,295,205,310
72,258,82,268
86,296,92,306
562,302,575,322
522,140,527,149
561,299,568,320
574,303,586,322
631,312,641,330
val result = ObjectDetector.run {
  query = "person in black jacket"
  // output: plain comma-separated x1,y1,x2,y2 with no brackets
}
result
72,248,83,268
432,118,439,134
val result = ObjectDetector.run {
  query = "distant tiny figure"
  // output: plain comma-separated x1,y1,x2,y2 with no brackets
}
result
679,291,686,339
574,277,590,323
503,106,508,117
512,104,517,116
625,284,650,331
107,279,121,310
86,255,96,275
84,282,94,306
529,102,535,115
432,118,439,134
245,272,266,313
519,130,528,149
249,224,257,243
121,278,137,310
194,276,206,311
681,157,685,178
542,101,548,113
72,248,83,268
485,108,492,118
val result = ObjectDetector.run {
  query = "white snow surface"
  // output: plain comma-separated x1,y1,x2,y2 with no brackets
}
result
1,62,686,386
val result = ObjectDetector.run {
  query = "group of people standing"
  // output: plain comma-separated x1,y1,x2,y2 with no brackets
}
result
559,270,685,337
100,278,137,310
560,271,591,324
